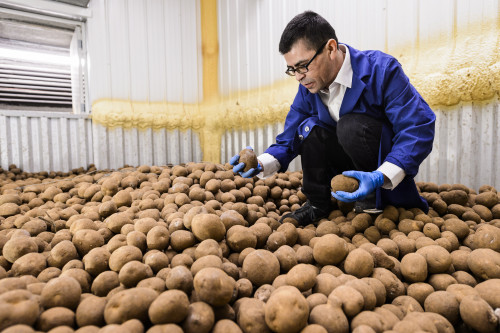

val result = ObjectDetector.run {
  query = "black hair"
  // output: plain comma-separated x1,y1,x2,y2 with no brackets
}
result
279,11,338,54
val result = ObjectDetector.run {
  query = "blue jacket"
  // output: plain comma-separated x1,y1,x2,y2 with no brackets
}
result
265,44,436,212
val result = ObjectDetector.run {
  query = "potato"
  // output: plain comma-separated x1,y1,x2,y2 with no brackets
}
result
286,264,318,292
266,231,287,251
331,175,359,192
169,230,196,252
312,234,348,265
41,276,81,310
226,225,257,252
371,268,405,302
91,271,119,297
148,290,190,324
253,284,274,303
423,291,459,325
0,289,40,331
191,214,226,242
118,260,153,288
191,255,222,276
2,236,38,263
37,307,75,332
105,212,133,233
416,245,452,274
344,248,374,278
345,279,377,311
350,311,384,333
238,148,258,172
467,248,500,279
264,286,309,333
309,303,349,333
83,247,111,277
329,285,364,317
72,229,105,257
474,279,500,308
473,224,500,251
406,282,434,306
460,295,498,333
242,249,280,286
274,245,298,273
108,245,142,272
165,265,193,294
193,267,235,306
236,298,270,333
182,301,215,333
11,252,46,277
75,295,106,327
104,287,158,324
143,251,169,273
400,253,427,282
446,283,478,303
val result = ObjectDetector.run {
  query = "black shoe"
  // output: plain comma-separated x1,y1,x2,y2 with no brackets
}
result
354,193,382,214
279,201,331,226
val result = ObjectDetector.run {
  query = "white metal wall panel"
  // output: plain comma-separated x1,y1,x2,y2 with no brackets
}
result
0,111,92,172
86,0,202,103
415,103,500,190
91,123,203,170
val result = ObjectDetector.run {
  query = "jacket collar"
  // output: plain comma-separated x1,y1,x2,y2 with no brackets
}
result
338,44,369,117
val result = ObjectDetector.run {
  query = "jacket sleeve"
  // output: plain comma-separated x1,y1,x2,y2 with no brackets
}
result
264,85,311,172
382,58,436,177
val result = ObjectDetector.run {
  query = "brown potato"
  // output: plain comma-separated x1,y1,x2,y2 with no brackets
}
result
91,271,120,297
331,175,359,192
148,289,190,324
400,253,428,282
242,249,280,287
193,267,235,306
416,245,452,274
37,307,75,332
309,303,349,333
2,236,38,263
467,248,500,279
165,265,193,294
329,285,365,318
424,291,459,325
108,245,142,272
474,279,500,309
104,287,158,324
118,260,153,288
0,289,40,330
344,248,374,278
191,214,226,242
238,149,258,172
226,225,257,252
76,295,106,327
264,286,309,332
236,298,270,333
182,301,215,333
285,264,318,292
41,276,81,310
459,295,498,333
371,268,405,302
312,234,348,265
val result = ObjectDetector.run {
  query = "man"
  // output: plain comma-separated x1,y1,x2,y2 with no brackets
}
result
231,11,435,226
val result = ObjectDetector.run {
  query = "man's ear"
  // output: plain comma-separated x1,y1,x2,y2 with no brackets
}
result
326,39,337,59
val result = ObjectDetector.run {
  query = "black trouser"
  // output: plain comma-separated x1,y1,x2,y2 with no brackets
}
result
300,113,384,209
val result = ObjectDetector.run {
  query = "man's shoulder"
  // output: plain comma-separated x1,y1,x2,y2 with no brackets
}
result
348,45,397,66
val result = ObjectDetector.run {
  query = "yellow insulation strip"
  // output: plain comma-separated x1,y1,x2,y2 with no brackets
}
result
394,18,499,107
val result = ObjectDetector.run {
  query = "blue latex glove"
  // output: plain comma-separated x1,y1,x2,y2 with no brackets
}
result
331,170,385,203
229,146,263,178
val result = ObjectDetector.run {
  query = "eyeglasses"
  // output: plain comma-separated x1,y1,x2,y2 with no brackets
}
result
285,41,327,76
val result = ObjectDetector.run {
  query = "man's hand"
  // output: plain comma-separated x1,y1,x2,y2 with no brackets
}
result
229,146,263,178
331,170,384,203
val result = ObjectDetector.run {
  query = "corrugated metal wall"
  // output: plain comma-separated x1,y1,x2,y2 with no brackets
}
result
0,111,92,172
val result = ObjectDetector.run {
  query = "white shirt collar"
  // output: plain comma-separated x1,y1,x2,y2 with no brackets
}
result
320,44,353,93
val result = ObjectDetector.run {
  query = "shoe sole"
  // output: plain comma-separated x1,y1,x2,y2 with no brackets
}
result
363,208,383,214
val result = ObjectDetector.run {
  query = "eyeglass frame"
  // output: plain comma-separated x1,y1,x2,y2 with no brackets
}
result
285,41,328,76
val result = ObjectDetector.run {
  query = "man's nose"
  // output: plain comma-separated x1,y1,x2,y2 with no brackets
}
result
295,71,306,81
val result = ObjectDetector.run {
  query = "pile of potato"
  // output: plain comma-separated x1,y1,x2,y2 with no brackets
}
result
0,162,499,333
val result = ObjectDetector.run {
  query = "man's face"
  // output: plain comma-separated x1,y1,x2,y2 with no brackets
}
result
284,39,339,94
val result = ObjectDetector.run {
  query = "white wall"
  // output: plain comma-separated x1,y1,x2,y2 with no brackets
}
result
86,0,203,104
